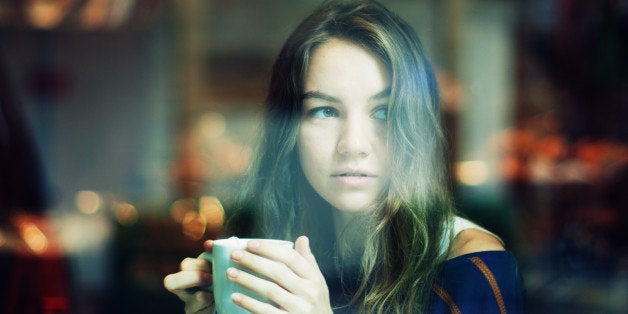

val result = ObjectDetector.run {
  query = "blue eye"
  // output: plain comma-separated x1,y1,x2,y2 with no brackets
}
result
373,106,388,121
308,107,338,118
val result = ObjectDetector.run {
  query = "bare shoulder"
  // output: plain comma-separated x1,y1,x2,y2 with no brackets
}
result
448,228,505,259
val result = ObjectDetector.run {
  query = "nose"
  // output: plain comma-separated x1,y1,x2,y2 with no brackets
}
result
336,117,370,158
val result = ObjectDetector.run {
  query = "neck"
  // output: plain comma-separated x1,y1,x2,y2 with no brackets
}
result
332,209,356,240
332,208,369,258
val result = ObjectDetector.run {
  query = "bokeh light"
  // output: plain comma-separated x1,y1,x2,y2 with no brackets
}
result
170,198,197,223
456,160,489,186
199,196,224,233
17,219,49,254
198,111,226,140
112,201,139,226
75,190,103,215
181,212,206,241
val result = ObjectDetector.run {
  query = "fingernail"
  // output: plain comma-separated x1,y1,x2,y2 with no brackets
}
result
248,240,260,249
231,250,243,260
232,292,242,303
227,267,239,278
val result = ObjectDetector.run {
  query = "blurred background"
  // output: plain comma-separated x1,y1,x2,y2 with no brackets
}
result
0,0,626,313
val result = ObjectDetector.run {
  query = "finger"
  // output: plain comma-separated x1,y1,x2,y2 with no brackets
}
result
181,257,211,272
184,291,215,313
230,244,330,313
231,291,286,314
203,239,214,252
294,236,319,268
231,247,307,296
230,249,326,312
226,267,299,311
246,240,320,280
164,270,212,295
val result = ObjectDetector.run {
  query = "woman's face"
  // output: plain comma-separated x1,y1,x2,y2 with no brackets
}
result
297,38,390,214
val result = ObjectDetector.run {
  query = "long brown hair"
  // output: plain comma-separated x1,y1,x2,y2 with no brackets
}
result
227,1,454,312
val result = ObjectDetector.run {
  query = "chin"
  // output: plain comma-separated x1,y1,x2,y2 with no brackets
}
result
332,201,377,214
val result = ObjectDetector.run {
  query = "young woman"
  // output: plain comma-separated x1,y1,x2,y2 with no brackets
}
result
164,1,524,313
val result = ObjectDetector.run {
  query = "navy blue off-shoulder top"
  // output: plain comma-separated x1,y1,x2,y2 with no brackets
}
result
430,251,525,313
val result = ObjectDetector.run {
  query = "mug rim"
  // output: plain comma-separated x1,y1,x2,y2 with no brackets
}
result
213,237,293,247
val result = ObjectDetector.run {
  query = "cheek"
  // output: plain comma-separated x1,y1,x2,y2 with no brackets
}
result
378,141,390,165
297,126,336,172
298,132,323,168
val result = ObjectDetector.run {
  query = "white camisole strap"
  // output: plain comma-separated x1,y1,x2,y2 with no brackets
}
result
438,216,502,257
452,216,496,238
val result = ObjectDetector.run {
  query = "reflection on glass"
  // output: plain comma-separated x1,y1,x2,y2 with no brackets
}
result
75,190,103,215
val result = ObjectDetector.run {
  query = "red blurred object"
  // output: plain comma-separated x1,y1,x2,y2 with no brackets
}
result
4,254,72,314
1,214,72,314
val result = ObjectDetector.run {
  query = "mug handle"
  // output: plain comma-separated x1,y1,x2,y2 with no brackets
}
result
197,251,213,292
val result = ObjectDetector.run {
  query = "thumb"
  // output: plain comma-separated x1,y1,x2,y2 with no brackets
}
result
295,235,318,267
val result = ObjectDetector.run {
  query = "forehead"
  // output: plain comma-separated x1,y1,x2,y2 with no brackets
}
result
304,38,389,94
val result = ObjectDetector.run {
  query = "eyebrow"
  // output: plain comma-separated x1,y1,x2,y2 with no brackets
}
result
301,87,391,103
301,91,340,103
371,87,391,100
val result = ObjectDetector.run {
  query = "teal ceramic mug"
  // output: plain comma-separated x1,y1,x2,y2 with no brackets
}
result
199,237,294,314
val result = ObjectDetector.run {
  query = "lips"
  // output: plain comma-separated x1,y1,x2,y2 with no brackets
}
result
333,168,376,176
332,172,375,178
332,169,376,186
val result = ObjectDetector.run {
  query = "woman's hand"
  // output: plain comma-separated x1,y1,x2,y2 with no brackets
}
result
227,235,333,314
163,240,215,314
